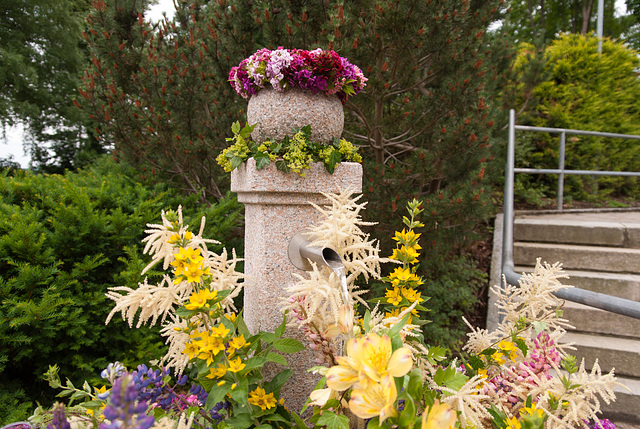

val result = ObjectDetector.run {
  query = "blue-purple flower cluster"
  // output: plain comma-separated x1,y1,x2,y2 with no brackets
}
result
100,375,154,429
229,48,367,103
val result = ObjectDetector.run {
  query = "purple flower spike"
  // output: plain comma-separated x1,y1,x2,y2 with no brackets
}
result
100,374,154,429
47,403,70,429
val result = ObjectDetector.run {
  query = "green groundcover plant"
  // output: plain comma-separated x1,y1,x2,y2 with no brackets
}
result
21,194,621,429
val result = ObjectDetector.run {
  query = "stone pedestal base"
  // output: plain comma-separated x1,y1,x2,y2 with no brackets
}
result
231,158,362,414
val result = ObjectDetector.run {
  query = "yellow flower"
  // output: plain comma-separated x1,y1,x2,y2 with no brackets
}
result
392,228,422,248
498,339,519,361
228,335,248,352
168,233,181,244
184,231,193,240
388,267,413,286
326,337,366,391
385,287,403,305
421,400,457,429
210,324,230,339
359,333,413,383
227,357,246,373
206,363,227,379
224,313,237,323
349,375,398,424
248,386,277,410
171,247,211,284
401,286,422,303
520,404,545,418
326,332,412,391
504,416,522,429
389,245,420,264
182,341,200,360
184,289,216,310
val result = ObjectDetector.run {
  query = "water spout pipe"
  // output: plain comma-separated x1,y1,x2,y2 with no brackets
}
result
288,231,349,304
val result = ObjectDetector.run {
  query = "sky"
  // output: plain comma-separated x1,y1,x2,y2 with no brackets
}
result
0,0,629,168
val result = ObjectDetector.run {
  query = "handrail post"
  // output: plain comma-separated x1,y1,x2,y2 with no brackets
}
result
503,109,516,276
557,132,566,210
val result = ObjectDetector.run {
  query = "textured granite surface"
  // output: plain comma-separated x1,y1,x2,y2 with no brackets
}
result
231,158,362,414
247,88,344,143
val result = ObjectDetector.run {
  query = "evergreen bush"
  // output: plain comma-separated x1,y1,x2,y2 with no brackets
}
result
0,157,243,424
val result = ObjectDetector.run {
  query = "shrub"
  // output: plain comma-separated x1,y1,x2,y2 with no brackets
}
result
0,157,243,424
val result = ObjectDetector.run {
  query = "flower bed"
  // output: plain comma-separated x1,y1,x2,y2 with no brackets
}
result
21,194,622,429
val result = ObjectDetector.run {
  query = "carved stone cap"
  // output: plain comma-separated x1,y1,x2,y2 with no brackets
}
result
230,158,363,205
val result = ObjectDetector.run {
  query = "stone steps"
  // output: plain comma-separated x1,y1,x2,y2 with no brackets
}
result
490,211,640,424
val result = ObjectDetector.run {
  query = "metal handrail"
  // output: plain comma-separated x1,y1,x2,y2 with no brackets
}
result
503,109,640,319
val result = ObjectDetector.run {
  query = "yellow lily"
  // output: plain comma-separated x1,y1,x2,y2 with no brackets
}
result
359,333,413,383
421,400,457,429
348,374,398,424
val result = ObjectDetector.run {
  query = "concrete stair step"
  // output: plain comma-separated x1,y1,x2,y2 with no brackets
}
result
560,332,640,379
514,242,640,274
562,301,640,340
514,213,640,248
515,266,640,301
601,375,640,424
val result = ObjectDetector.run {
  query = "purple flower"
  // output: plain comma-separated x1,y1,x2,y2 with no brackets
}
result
229,48,367,102
100,374,154,429
47,403,70,429
586,419,616,429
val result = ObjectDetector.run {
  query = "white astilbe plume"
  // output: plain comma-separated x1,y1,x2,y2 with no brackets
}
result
283,265,344,330
105,206,244,372
437,374,492,428
105,275,189,328
306,190,384,293
530,359,621,427
141,205,219,274
464,258,574,357
159,314,192,373
367,300,421,339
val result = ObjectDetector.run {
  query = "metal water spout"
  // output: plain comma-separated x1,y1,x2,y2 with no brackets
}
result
288,231,349,304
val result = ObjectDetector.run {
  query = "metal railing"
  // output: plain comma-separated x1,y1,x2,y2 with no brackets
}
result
503,109,640,319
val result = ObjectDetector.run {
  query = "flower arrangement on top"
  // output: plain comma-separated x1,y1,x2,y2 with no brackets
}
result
29,193,622,429
228,48,368,102
218,48,367,176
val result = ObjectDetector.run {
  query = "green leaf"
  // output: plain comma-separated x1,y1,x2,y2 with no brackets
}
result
254,152,271,170
275,313,287,338
363,310,372,333
275,160,290,173
266,369,292,396
205,383,230,410
229,377,249,406
262,332,277,344
266,352,288,366
514,337,528,356
433,366,469,393
236,312,251,338
398,396,416,428
273,338,306,354
231,121,241,135
225,411,253,429
387,313,410,339
230,156,244,170
316,411,350,429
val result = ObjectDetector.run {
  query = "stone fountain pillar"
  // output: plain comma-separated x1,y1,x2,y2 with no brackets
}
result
231,158,362,413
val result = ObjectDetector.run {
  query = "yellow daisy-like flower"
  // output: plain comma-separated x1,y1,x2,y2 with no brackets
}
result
224,313,237,323
520,404,545,418
385,287,403,305
206,363,227,379
227,357,246,373
498,339,519,361
228,335,248,353
248,386,277,410
184,289,216,311
390,245,420,264
210,324,230,339
388,267,413,286
392,228,422,248
182,341,200,360
504,416,522,429
401,286,422,303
